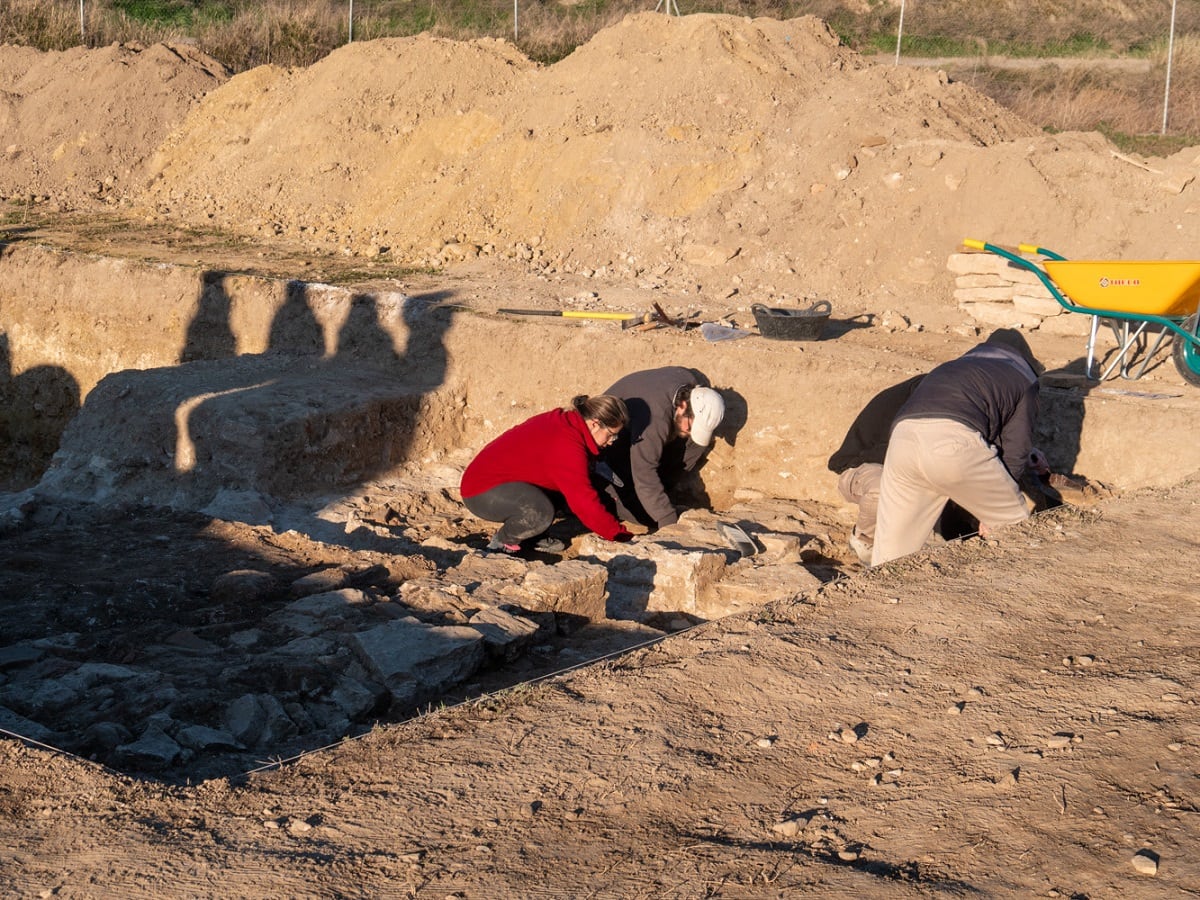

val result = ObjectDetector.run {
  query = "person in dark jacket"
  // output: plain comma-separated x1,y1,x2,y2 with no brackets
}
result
872,329,1043,566
828,374,926,564
460,394,634,554
599,366,725,530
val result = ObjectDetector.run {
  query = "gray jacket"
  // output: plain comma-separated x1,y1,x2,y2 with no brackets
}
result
603,366,708,527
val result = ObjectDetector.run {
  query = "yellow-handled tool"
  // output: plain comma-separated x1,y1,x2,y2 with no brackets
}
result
497,308,636,321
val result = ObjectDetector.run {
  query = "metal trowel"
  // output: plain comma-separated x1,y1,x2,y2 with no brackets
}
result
717,522,757,558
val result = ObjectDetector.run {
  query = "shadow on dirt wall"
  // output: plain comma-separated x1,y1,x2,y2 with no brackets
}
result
0,334,80,491
2,272,685,783
30,271,463,532
175,278,456,496
1,268,459,501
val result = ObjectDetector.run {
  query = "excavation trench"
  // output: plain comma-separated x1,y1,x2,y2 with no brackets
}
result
1,243,1196,782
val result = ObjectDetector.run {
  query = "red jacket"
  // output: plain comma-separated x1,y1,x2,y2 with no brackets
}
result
460,408,629,541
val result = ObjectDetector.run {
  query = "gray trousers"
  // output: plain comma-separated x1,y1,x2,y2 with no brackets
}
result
463,482,555,544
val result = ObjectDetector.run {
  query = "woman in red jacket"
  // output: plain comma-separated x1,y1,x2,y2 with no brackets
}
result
461,394,634,554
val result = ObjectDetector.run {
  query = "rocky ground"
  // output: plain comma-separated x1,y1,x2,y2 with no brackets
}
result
1,11,1199,898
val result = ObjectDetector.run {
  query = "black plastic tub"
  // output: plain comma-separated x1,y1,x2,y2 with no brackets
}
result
752,300,832,341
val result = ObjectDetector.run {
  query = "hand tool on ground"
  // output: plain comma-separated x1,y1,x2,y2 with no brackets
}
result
718,521,757,558
497,308,637,322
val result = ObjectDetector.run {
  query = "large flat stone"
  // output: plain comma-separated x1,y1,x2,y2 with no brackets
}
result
347,616,485,709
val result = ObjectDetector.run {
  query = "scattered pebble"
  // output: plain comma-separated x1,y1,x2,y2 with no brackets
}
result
986,732,1006,747
756,737,775,748
1130,851,1158,876
1046,733,1074,749
947,702,965,716
840,729,859,744
772,819,801,837
966,687,984,698
837,849,860,862
1161,693,1182,702
1167,742,1182,751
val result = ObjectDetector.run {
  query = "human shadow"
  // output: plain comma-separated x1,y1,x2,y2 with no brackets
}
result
1038,358,1095,477
0,332,80,491
122,275,460,531
181,272,237,363
268,279,325,356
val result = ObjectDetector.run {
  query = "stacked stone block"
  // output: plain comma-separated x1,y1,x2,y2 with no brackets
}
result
948,251,1091,336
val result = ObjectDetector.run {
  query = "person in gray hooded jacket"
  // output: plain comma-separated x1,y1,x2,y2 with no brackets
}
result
872,329,1043,566
599,366,725,530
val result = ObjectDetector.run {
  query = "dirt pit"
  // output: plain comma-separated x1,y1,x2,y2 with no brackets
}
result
1,12,1199,896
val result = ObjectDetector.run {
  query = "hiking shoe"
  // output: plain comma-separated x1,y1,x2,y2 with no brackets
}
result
532,536,566,554
848,530,873,566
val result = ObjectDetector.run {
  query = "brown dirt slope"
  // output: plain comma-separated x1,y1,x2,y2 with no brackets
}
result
2,481,1197,897
0,42,229,207
5,13,1197,310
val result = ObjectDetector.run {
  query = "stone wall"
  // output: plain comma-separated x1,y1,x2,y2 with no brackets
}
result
948,250,1091,337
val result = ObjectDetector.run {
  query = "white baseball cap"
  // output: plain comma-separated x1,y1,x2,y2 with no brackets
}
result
689,387,725,446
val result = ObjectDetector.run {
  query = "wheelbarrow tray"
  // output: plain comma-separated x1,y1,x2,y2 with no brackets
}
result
1042,260,1200,318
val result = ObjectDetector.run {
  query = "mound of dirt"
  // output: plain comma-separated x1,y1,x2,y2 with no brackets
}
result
6,13,1196,312
0,42,229,208
139,13,1048,299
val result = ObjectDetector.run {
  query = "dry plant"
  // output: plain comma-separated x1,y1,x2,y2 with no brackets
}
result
953,40,1199,151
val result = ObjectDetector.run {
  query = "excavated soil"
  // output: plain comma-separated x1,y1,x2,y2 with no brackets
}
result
1,13,1199,898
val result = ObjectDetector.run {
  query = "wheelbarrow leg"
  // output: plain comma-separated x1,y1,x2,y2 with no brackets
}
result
1098,319,1153,381
1126,327,1174,380
1086,315,1101,380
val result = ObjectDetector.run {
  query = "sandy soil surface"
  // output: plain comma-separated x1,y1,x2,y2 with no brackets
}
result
1,13,1198,898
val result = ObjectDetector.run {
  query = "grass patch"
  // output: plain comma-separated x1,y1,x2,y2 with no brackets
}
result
1096,126,1199,159
111,0,197,28
866,33,976,57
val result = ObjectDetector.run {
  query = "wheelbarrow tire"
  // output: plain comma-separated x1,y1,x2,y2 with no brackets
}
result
1171,314,1200,387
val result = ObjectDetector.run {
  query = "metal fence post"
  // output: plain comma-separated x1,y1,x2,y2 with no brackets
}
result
1161,0,1177,134
895,0,907,65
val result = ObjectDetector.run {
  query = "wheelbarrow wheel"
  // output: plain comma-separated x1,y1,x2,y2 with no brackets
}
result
1171,314,1200,387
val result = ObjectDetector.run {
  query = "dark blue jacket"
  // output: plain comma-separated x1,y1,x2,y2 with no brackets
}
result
893,344,1039,479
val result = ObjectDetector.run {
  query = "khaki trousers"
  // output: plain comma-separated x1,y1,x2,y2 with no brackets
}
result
872,418,1028,566
836,463,882,542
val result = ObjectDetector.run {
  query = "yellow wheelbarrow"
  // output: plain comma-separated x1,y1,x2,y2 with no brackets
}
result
964,239,1200,387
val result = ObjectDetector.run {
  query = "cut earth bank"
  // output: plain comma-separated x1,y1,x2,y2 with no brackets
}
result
0,10,1199,896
